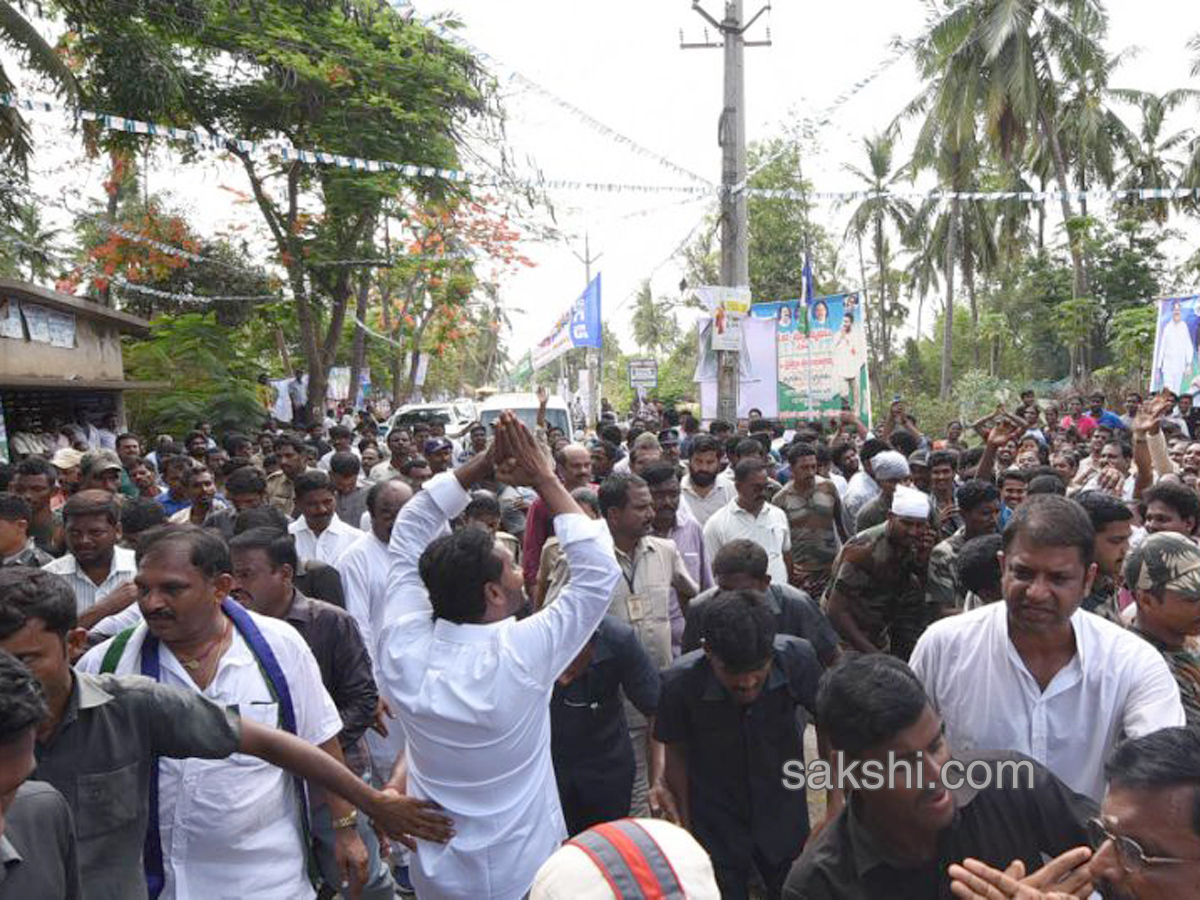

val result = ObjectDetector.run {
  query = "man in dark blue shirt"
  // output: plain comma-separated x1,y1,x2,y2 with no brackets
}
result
1088,391,1127,432
550,615,660,836
654,590,823,900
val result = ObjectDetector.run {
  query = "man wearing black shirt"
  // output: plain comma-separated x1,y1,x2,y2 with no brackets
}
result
784,654,1095,899
681,539,840,667
550,614,660,836
655,590,823,900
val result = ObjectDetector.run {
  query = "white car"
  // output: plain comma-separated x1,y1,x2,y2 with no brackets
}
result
380,401,475,439
478,392,575,444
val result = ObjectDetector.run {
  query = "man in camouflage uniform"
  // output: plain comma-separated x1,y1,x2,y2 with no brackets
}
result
1124,531,1200,727
771,442,846,599
824,486,937,661
926,480,1002,615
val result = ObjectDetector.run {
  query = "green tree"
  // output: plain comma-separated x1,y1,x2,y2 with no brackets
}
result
0,199,60,280
1113,89,1199,224
903,12,988,398
123,312,267,436
631,280,680,357
0,0,80,177
920,0,1109,301
841,132,914,384
59,0,492,418
682,138,844,303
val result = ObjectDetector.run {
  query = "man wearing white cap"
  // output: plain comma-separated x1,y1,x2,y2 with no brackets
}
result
825,485,937,660
530,818,719,900
851,450,924,534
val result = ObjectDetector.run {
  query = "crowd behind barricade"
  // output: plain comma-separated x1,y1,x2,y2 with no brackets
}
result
0,385,1198,899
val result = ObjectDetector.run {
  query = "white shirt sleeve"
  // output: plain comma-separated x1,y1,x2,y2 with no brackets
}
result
90,604,145,641
908,628,939,706
337,542,376,660
702,512,723,571
386,471,471,619
1121,641,1186,737
505,513,620,686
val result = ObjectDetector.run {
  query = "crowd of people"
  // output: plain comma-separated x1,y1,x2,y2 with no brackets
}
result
0,384,1198,899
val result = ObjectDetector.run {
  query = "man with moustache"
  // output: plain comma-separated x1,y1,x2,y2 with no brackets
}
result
784,654,1096,900
76,527,450,899
949,727,1200,900
643,461,710,658
679,435,733,526
546,472,697,816
910,495,1184,803
771,442,846,600
375,413,621,899
522,443,593,595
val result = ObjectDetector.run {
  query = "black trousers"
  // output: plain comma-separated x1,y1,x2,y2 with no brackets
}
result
555,764,634,837
713,851,794,900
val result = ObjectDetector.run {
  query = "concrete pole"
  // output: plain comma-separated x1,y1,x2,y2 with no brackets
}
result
718,0,748,425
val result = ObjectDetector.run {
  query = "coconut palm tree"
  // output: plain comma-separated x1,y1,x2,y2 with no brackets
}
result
631,280,680,358
840,132,914,379
959,0,1110,300
0,1,80,175
1,199,60,280
1115,89,1200,224
1056,45,1139,218
900,5,990,398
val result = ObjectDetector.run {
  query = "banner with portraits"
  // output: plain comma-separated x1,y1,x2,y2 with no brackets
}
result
751,292,871,427
1150,295,1200,394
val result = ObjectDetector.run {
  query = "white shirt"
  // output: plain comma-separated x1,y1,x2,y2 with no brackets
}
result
702,499,791,587
910,601,1185,802
377,472,620,900
335,529,407,776
42,546,137,617
78,609,342,900
287,515,362,566
317,446,362,471
842,471,880,523
680,474,734,526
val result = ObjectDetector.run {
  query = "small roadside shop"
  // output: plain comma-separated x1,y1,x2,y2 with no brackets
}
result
0,277,164,462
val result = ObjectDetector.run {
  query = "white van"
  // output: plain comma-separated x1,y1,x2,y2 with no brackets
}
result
478,392,575,444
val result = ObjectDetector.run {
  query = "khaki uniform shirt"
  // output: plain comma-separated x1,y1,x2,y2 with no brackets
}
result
546,535,694,727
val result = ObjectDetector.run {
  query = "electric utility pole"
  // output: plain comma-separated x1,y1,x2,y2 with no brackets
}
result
683,0,770,424
571,231,604,428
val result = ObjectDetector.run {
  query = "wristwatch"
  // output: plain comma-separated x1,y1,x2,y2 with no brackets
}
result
332,810,359,830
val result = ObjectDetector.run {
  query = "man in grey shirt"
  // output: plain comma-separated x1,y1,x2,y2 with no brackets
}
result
0,649,80,900
0,567,454,900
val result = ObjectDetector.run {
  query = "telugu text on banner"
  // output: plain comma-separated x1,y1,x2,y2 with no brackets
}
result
531,274,602,369
752,293,871,427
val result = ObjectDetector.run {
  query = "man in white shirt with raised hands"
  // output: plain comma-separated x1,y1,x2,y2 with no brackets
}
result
911,494,1184,804
377,411,621,900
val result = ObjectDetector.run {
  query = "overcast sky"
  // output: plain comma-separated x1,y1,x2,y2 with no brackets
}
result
416,0,1200,362
10,0,1200,365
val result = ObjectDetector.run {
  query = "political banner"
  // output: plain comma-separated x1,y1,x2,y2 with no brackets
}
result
531,274,602,370
1150,295,1200,394
696,316,779,420
327,366,352,401
693,286,752,351
752,292,871,426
